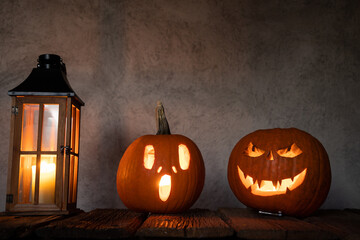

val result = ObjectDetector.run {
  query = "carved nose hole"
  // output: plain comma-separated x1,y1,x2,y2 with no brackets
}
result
267,151,274,161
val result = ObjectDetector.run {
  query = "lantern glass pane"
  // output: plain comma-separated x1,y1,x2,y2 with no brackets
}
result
38,155,56,204
73,156,78,203
41,105,59,151
18,154,36,204
68,155,74,203
71,105,80,154
75,108,80,154
68,155,78,203
71,106,75,152
21,104,39,151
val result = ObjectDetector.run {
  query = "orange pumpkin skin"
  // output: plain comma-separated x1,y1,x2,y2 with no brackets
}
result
228,128,331,217
117,134,205,213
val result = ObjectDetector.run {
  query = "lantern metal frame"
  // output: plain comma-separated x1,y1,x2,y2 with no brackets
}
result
5,54,84,215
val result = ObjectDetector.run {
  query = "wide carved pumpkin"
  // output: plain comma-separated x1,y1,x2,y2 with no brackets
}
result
228,128,331,217
117,102,205,213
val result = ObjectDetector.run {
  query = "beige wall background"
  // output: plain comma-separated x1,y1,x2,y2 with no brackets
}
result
0,0,359,212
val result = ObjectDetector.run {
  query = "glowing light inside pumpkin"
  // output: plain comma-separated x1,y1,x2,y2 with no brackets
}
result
144,145,155,169
277,143,303,158
172,166,177,173
237,166,307,196
267,151,274,161
178,144,190,170
244,142,265,157
159,174,171,202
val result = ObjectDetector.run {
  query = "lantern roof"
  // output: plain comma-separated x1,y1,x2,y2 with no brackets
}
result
8,54,84,106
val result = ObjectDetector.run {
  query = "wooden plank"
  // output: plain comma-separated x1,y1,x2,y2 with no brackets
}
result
267,215,336,240
0,215,63,239
218,208,336,240
184,209,234,238
345,209,360,215
218,208,285,240
1,209,358,239
36,209,147,239
136,209,234,238
305,210,360,240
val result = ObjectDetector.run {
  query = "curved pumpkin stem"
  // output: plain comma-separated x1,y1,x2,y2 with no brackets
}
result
156,101,171,135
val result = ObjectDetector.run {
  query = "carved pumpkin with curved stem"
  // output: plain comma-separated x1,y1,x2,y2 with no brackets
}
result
228,128,331,217
117,102,205,213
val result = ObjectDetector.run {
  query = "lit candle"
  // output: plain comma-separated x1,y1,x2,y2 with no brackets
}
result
39,160,56,204
32,159,56,204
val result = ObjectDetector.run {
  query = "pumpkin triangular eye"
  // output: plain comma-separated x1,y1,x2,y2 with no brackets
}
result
178,144,190,170
244,142,265,157
277,143,302,158
144,145,155,169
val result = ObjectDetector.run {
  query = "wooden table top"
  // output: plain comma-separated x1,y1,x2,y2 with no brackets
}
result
0,208,359,239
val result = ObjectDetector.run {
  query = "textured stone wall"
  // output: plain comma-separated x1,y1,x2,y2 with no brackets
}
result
0,0,359,212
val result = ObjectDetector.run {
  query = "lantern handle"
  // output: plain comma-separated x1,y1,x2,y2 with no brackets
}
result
156,101,171,135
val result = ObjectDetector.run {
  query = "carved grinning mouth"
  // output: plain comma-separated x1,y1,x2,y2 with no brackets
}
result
237,166,307,196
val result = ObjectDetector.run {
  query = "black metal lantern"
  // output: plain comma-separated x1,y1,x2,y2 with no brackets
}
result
5,54,84,215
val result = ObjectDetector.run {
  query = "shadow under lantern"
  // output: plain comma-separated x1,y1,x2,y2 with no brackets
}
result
5,54,84,215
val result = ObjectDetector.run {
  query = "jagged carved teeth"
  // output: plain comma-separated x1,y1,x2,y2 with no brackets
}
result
237,166,307,196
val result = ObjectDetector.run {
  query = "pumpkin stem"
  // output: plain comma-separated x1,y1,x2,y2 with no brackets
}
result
156,101,171,135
